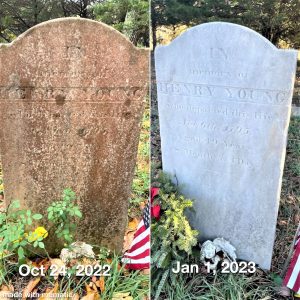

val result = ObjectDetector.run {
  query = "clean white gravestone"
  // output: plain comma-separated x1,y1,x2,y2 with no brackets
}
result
155,22,298,270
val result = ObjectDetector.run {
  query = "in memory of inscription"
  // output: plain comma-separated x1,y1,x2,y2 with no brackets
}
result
155,22,297,269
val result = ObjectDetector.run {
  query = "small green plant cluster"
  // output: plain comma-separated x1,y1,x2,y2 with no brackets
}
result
0,200,44,262
151,173,198,300
0,188,82,264
47,188,82,243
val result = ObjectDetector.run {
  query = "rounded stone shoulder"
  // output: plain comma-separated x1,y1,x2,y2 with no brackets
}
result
156,22,279,52
0,17,142,52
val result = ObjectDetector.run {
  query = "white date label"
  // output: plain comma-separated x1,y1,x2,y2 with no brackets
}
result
205,261,256,274
19,264,111,277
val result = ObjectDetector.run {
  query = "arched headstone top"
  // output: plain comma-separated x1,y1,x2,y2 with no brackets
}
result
158,22,279,51
1,17,143,51
0,17,148,89
155,22,297,91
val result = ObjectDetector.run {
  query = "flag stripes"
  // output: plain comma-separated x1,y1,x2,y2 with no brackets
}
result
284,232,300,293
122,202,150,270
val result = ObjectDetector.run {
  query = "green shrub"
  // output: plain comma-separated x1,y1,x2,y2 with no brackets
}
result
151,173,198,300
47,188,82,244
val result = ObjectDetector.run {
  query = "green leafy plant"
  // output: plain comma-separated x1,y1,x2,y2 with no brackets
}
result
0,200,45,262
97,246,111,263
47,188,82,244
151,173,198,300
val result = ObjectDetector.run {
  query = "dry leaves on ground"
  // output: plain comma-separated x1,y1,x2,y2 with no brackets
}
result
92,277,105,293
38,282,58,300
112,292,133,300
49,258,66,279
128,218,139,231
0,285,14,300
80,284,100,300
123,218,141,252
22,277,41,300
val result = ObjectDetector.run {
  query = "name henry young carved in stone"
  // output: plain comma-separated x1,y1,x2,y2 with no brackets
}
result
155,22,297,269
0,18,149,253
158,82,291,105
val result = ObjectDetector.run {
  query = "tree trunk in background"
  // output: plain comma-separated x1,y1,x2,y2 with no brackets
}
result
151,6,157,49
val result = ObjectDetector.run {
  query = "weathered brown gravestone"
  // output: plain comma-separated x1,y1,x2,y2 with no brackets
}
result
0,18,148,253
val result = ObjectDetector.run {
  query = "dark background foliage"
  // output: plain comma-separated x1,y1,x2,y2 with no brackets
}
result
0,0,149,46
151,0,300,48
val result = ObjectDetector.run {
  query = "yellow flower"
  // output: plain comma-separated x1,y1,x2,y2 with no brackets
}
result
34,227,48,239
27,227,48,242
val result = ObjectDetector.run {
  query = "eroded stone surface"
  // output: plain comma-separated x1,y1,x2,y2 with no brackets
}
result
155,22,297,269
0,18,148,253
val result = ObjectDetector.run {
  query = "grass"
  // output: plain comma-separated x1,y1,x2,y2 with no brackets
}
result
161,272,277,300
0,252,149,299
129,103,150,218
282,116,300,195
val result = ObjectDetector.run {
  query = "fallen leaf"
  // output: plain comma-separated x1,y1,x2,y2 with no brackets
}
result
0,285,13,292
123,231,135,252
50,259,66,279
80,295,95,300
112,292,132,300
279,220,287,226
139,201,146,210
95,277,105,293
32,258,48,268
85,284,93,294
50,258,65,268
128,218,139,231
88,283,97,292
141,268,150,275
80,284,100,300
72,293,80,300
22,277,41,300
83,258,96,265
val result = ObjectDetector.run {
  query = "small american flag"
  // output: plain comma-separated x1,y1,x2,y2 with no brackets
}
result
283,231,300,293
122,202,150,269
